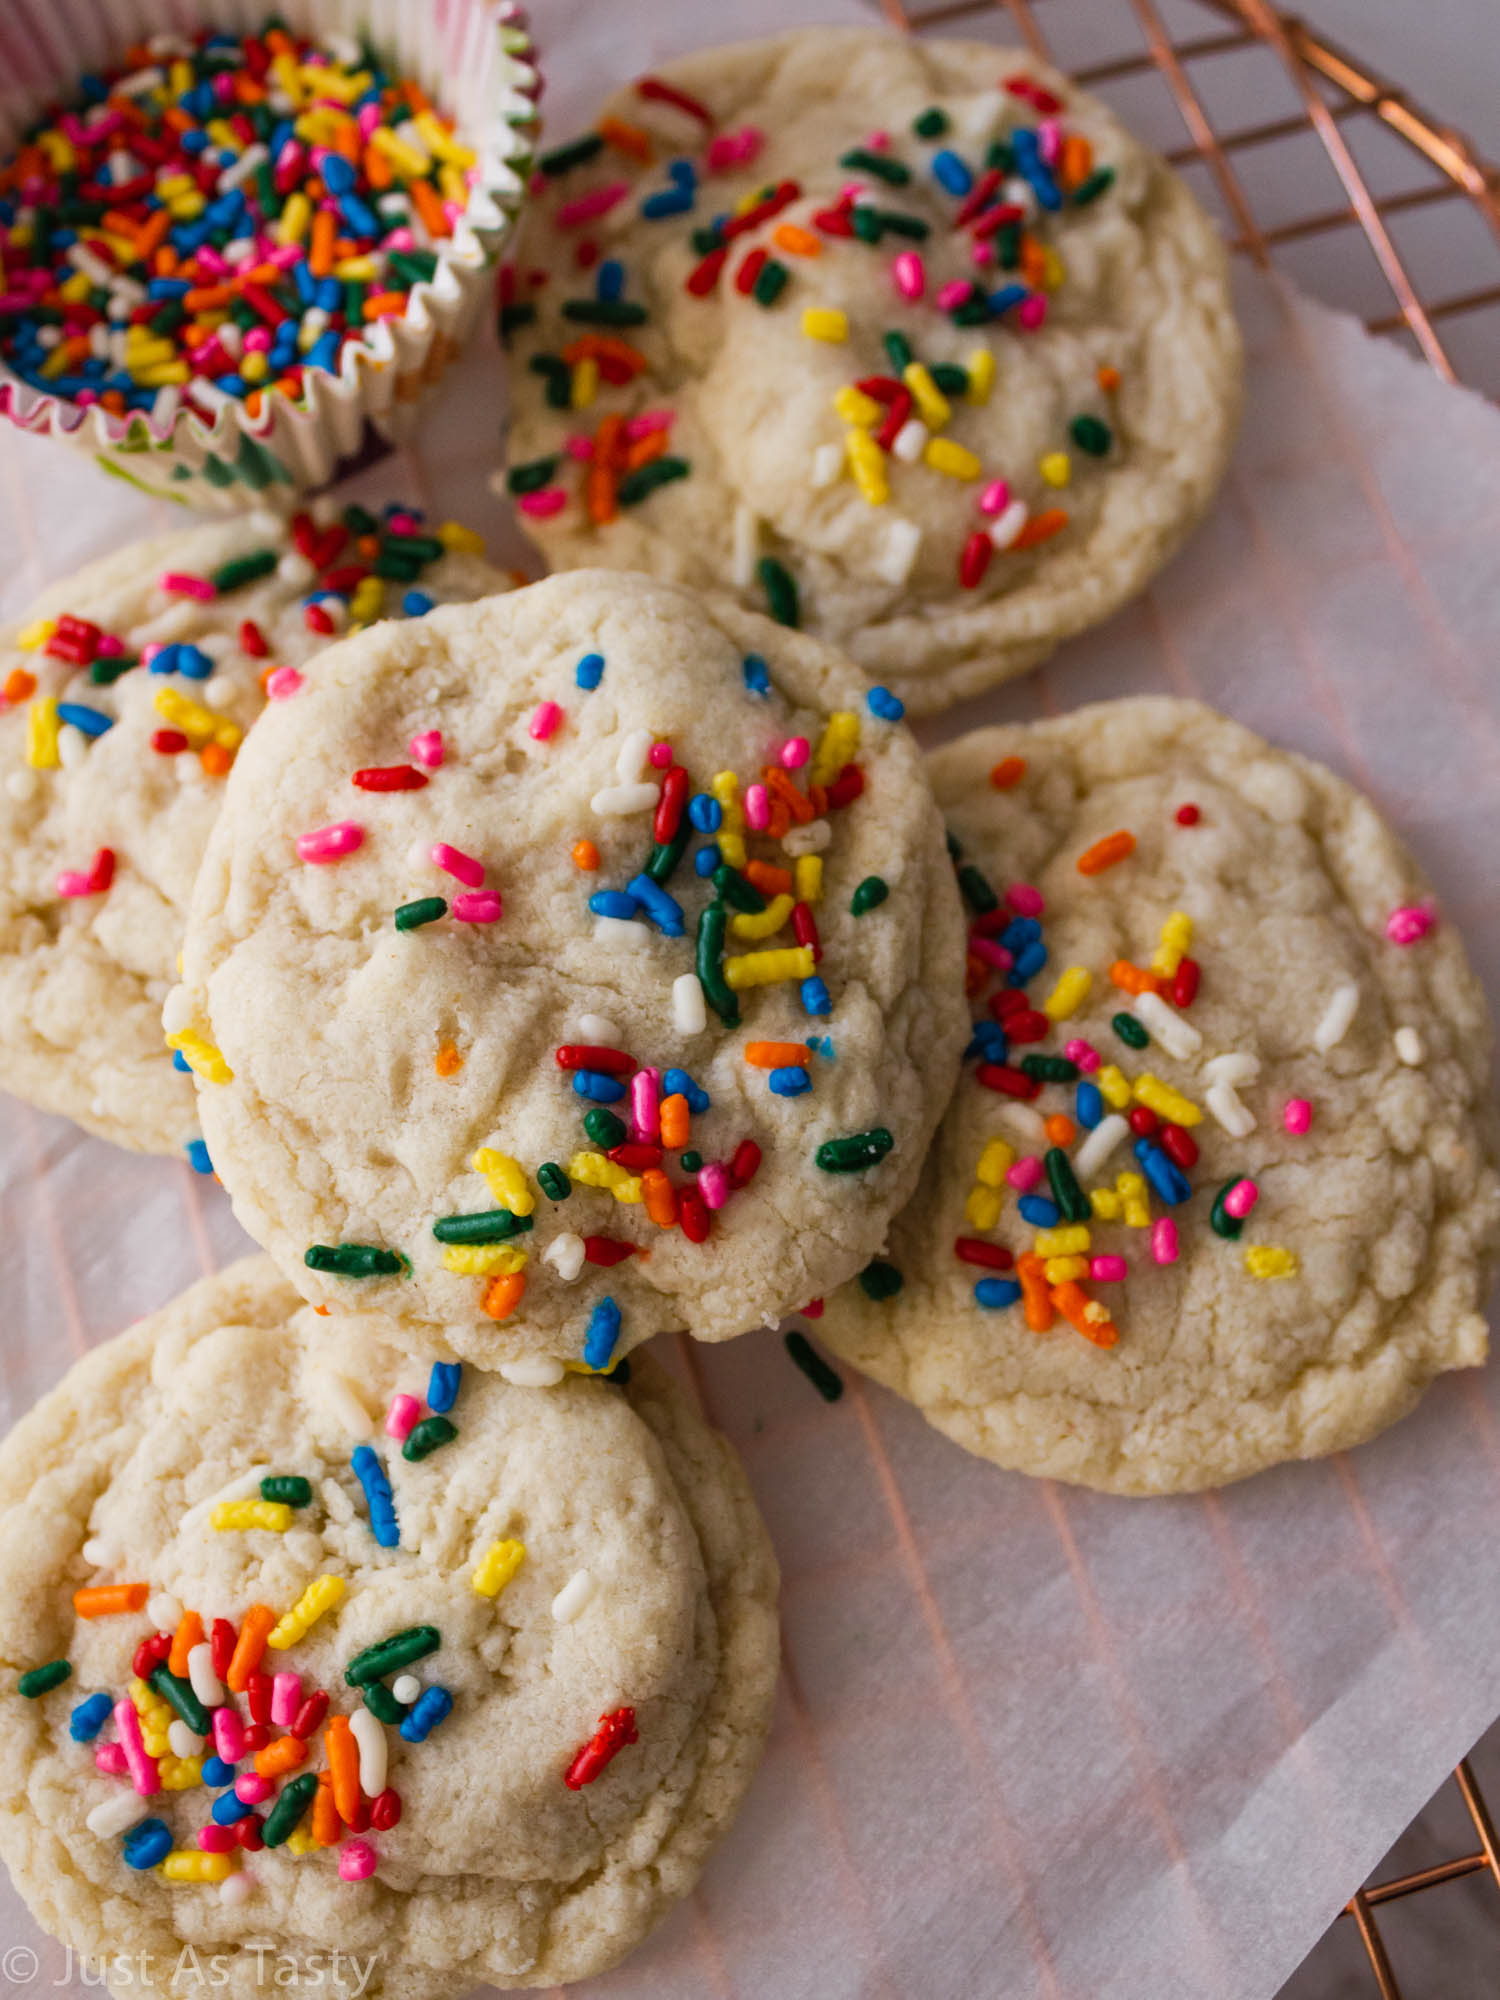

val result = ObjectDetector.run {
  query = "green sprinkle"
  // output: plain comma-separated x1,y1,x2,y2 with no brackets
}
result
680,1150,703,1173
539,132,604,176
757,556,799,628
388,249,438,286
403,1416,457,1462
883,329,914,373
858,1259,904,1301
995,223,1021,270
1210,1181,1246,1240
690,224,723,254
957,864,999,914
262,1772,318,1848
696,900,740,1027
17,1661,69,1699
929,363,970,396
839,147,910,186
528,352,571,407
851,205,882,244
950,299,992,326
713,863,766,914
432,1210,534,1245
912,107,949,139
851,876,890,916
499,302,538,338
619,456,691,506
816,1128,895,1174
343,505,378,536
1112,1012,1150,1050
305,1244,405,1278
361,1680,408,1724
1022,1054,1079,1084
584,1107,628,1149
985,139,1014,173
869,208,929,240
1070,415,1112,457
1073,166,1116,206
537,1162,571,1201
506,455,559,494
260,1476,312,1508
751,258,789,307
395,896,447,932
345,1626,441,1689
784,1330,844,1401
1045,1147,1091,1224
149,1665,209,1737
210,549,278,593
945,830,963,863
645,822,691,884
561,298,647,327
89,654,139,685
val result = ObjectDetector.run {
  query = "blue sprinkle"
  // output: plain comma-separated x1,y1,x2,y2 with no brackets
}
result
1075,1081,1103,1130
351,1444,399,1548
975,1278,1023,1309
693,843,721,877
801,975,832,1016
122,1819,172,1869
625,872,685,937
1018,1194,1060,1228
172,1050,192,1074
176,645,212,680
185,1138,213,1176
641,185,694,219
427,1361,462,1415
741,653,770,696
576,652,605,690
987,283,1030,316
687,793,722,833
1000,917,1041,953
402,589,435,617
201,1756,235,1787
1010,129,1061,210
211,1789,253,1825
584,1296,622,1369
573,1069,626,1104
1134,1137,1191,1206
314,278,343,312
805,1034,835,1060
595,258,625,302
931,148,973,196
339,192,381,237
662,1068,710,1113
668,157,697,188
1009,939,1048,986
69,1692,112,1742
148,644,180,675
56,702,113,738
589,889,639,921
965,1020,1008,1064
769,1065,811,1097
866,685,905,722
399,1685,454,1743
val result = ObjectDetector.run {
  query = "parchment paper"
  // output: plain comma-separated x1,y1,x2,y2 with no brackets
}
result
3,3,1500,1997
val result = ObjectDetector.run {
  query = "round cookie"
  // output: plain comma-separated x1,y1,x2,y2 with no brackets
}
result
818,698,1500,1494
0,1255,779,1996
501,27,1241,713
0,505,510,1158
171,569,967,1368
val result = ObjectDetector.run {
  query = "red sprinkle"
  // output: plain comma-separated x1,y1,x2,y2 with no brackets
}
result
976,1062,1041,1100
583,1236,637,1267
151,728,188,754
238,619,268,658
1172,957,1201,1008
241,1723,270,1753
636,75,712,122
791,902,821,961
825,763,865,811
1160,1123,1199,1170
959,531,993,590
991,988,1029,1018
352,765,428,792
290,1691,329,1740
801,1297,825,1318
999,1007,1049,1044
653,765,689,845
246,1673,272,1724
235,1816,264,1851
1175,803,1200,826
564,1706,639,1789
210,1618,236,1680
1128,1106,1158,1137
734,246,768,296
679,1190,710,1244
555,1044,636,1075
608,1143,663,1171
133,1633,171,1679
686,247,728,296
955,1237,1015,1270
729,1138,761,1188
371,1787,403,1831
304,604,335,635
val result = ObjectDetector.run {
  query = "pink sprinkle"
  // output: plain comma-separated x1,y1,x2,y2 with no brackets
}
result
265,666,303,700
158,570,216,601
387,511,420,536
648,740,673,768
1284,1098,1313,1135
698,1162,730,1211
243,327,272,353
1038,117,1063,167
969,938,1013,972
96,634,124,658
630,1066,661,1143
1065,1039,1101,1073
864,130,891,151
1090,1255,1128,1283
1018,294,1048,331
140,642,164,670
557,182,629,229
1151,1217,1179,1266
270,1672,301,1727
113,1699,158,1797
452,891,503,924
56,846,114,899
743,783,770,832
623,409,675,440
1223,1178,1259,1220
530,700,563,742
198,1825,237,1853
1006,1156,1044,1193
934,280,973,313
517,488,568,518
779,736,810,770
339,1839,377,1883
212,1708,245,1763
430,841,483,887
296,821,362,863
970,239,995,268
234,1773,272,1806
892,251,925,301
409,730,444,769
1006,883,1045,917
706,126,764,172
95,1742,128,1775
979,479,1011,517
562,433,594,460
1385,904,1435,945
385,1393,420,1441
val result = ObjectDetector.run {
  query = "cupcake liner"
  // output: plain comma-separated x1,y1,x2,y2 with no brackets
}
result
0,0,539,507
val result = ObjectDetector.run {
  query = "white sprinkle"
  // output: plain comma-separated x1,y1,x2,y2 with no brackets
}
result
1203,1050,1261,1087
551,1569,597,1623
871,517,922,585
809,441,844,488
1002,176,1038,221
81,1538,114,1567
891,418,929,464
150,383,180,427
248,506,284,538
128,598,208,649
1395,1026,1424,1066
186,1641,225,1709
672,972,707,1035
217,142,267,192
1133,991,1202,1059
276,551,316,589
320,1477,355,1525
6,769,39,802
988,499,1030,550
168,1721,206,1758
146,1592,183,1630
594,915,651,948
541,1233,586,1284
576,1013,621,1043
350,1708,387,1796
1206,1081,1256,1138
1073,1112,1130,1181
219,1872,255,1907
87,1793,150,1839
391,1674,421,1705
500,1354,567,1385
1313,981,1360,1054
58,729,87,770
315,1369,374,1440
614,727,653,783
591,781,658,816
731,504,759,589
781,818,831,856
1000,1101,1049,1147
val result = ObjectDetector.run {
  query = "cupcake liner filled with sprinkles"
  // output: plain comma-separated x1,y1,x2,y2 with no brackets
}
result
0,0,539,505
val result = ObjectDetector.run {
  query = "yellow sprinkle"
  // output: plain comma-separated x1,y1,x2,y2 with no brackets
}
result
371,128,431,179
472,1537,526,1597
1245,1245,1299,1280
240,352,269,385
710,771,746,868
723,945,816,991
794,854,823,905
1116,1170,1151,1229
1039,451,1071,489
1042,966,1092,1022
1033,1226,1090,1258
25,697,60,769
833,384,881,427
1041,246,1066,291
163,1850,233,1882
440,1242,529,1277
159,1756,203,1792
1095,1064,1131,1111
567,1152,643,1202
570,355,599,409
154,685,241,751
134,363,190,387
16,616,55,650
142,1731,170,1758
1044,1255,1089,1284
284,1827,319,1856
212,1499,292,1535
471,1149,535,1216
845,426,889,505
415,111,470,165
1132,1074,1202,1128
278,190,313,244
802,307,848,342
965,347,995,404
1150,910,1193,978
165,1030,233,1086
1089,1188,1122,1222
975,1137,1015,1187
924,436,981,481
964,1184,1004,1231
332,255,381,283
902,361,950,429
268,1574,346,1650
730,892,794,941
438,520,485,555
811,711,860,788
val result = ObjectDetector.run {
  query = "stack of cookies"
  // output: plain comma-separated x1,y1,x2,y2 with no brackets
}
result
1,25,1496,1999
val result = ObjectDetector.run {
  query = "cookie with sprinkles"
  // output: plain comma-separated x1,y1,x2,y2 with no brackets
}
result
0,505,510,1158
500,27,1241,713
0,1255,778,1993
170,570,967,1367
817,699,1500,1493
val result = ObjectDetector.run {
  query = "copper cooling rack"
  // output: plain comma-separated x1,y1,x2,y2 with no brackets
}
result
874,0,1500,1993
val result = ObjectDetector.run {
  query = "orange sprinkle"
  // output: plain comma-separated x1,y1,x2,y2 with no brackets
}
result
989,755,1026,790
743,859,793,896
200,741,234,778
744,1040,812,1069
1018,234,1047,289
623,428,669,473
1016,1254,1055,1333
100,389,127,416
3,667,36,704
762,765,815,824
1059,133,1094,191
313,1304,331,1316
965,952,988,997
560,333,649,379
1097,365,1121,394
659,1092,690,1150
168,1610,204,1678
362,141,393,189
254,1735,308,1781
1109,958,1153,995
400,77,432,117
1013,508,1069,550
410,178,451,240
324,1715,361,1825
183,284,232,312
226,1605,276,1693
641,1167,678,1229
481,1271,527,1320
572,840,600,871
1044,1114,1076,1148
309,209,336,279
434,1039,462,1077
598,114,653,162
362,290,408,320
586,460,618,525
772,222,822,258
73,1583,149,1619
1050,1280,1119,1349
312,1770,340,1846
1077,830,1137,877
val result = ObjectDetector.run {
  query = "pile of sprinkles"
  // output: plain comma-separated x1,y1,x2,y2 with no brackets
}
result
859,768,1441,1348
506,67,1123,618
0,24,480,424
15,1361,643,1900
